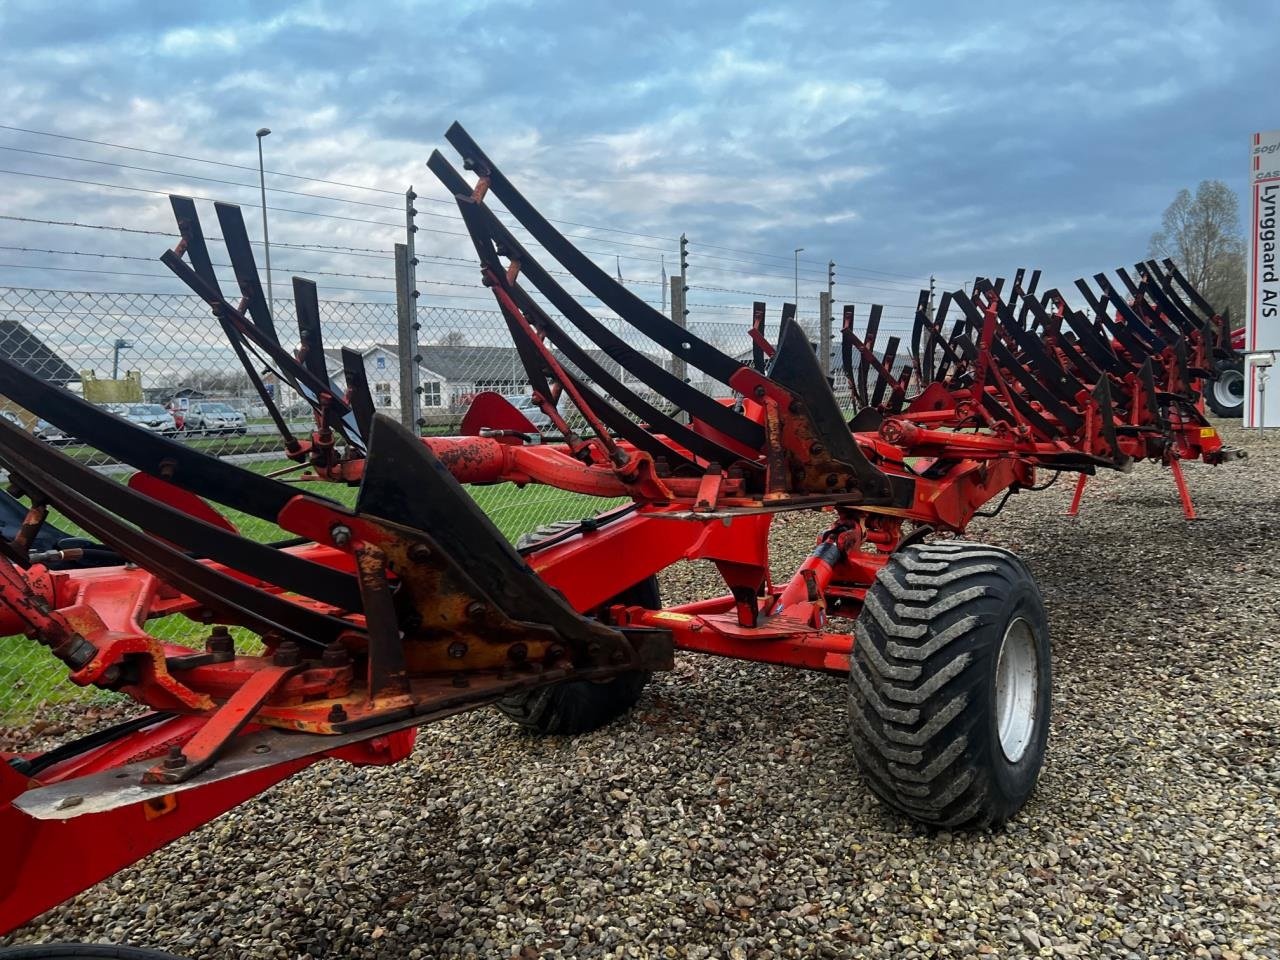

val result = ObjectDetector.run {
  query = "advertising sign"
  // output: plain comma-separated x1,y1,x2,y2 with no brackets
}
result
1245,131,1280,427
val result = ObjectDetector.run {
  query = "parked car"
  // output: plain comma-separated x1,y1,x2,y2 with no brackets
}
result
34,418,70,445
502,394,554,431
0,410,22,429
117,403,178,435
185,401,247,436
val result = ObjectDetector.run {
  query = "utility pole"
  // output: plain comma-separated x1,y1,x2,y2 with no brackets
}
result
928,275,936,321
793,247,805,304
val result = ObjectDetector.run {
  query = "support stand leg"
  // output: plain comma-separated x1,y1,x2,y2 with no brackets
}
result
1169,456,1196,520
1067,473,1088,517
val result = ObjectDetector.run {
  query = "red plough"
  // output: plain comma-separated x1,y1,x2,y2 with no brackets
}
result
0,123,1242,936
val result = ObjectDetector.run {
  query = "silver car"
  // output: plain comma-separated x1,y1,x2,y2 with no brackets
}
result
187,401,247,436
118,403,178,435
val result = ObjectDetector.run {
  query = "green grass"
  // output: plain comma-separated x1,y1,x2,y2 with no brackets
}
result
0,457,623,721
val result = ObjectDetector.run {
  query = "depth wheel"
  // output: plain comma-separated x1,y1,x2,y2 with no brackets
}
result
848,541,1051,829
1206,357,1244,419
495,523,657,735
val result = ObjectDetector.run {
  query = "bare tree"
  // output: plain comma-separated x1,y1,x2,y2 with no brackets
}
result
1150,180,1246,322
436,330,468,346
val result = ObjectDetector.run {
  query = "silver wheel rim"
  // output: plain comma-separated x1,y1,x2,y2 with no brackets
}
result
995,617,1038,763
1214,369,1244,408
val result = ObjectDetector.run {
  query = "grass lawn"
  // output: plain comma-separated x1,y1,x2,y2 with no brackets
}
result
0,456,623,720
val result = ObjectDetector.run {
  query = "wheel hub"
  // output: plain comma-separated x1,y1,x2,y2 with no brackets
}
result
1214,369,1244,407
995,617,1039,763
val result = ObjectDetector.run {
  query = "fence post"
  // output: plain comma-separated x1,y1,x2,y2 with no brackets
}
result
819,291,832,380
670,276,687,386
397,186,422,431
671,234,689,386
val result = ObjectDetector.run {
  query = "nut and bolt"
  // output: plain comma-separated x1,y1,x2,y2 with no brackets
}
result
272,640,302,667
447,640,468,659
507,642,528,663
207,625,235,663
163,745,187,770
320,641,351,668
408,543,432,564
330,524,352,547
327,703,348,724
466,601,487,619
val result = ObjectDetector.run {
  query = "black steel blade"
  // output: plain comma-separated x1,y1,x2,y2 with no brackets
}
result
988,341,1067,439
766,316,894,502
295,278,329,384
355,415,629,645
1093,273,1166,352
871,336,900,408
909,291,929,376
1159,258,1217,317
430,152,764,451
751,301,767,372
989,336,1083,434
1091,377,1124,467
442,126,747,389
341,348,377,440
857,304,882,403
0,448,351,649
497,276,737,471
214,202,278,343
0,354,307,522
1061,308,1128,375
840,305,862,407
0,416,361,611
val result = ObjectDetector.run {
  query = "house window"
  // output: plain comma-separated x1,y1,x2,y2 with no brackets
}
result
422,381,442,407
376,356,386,370
374,382,393,407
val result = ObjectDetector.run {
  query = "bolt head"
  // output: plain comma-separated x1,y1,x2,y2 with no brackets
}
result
330,524,352,547
272,640,302,667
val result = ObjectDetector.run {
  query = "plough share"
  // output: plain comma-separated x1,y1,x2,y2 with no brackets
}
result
0,123,1243,935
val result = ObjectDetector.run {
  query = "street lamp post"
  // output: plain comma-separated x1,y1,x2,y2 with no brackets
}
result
112,338,133,380
794,247,805,304
255,127,273,315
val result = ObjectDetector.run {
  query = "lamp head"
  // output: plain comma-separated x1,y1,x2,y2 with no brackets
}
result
256,127,271,138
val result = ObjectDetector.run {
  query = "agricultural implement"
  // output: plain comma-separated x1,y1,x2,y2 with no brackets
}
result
0,123,1242,939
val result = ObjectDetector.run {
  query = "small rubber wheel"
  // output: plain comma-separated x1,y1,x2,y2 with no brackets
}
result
496,526,658,735
0,944,188,959
848,541,1051,829
1206,357,1244,419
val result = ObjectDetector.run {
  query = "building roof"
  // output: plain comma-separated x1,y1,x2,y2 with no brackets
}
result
0,320,78,385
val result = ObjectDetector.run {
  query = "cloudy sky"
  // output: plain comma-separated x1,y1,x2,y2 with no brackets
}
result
0,0,1277,366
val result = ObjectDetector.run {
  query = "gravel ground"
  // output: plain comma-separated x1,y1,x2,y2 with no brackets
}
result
4,422,1278,959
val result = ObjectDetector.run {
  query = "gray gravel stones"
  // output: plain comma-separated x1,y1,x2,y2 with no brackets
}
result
4,422,1279,958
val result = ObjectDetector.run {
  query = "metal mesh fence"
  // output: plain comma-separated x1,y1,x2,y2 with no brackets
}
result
0,287,786,720
0,283,906,721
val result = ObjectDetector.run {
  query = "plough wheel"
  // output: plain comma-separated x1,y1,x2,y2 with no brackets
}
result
1207,356,1245,419
848,541,1051,829
497,524,658,734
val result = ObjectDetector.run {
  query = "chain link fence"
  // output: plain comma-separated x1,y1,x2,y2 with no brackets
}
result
1,286,824,721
